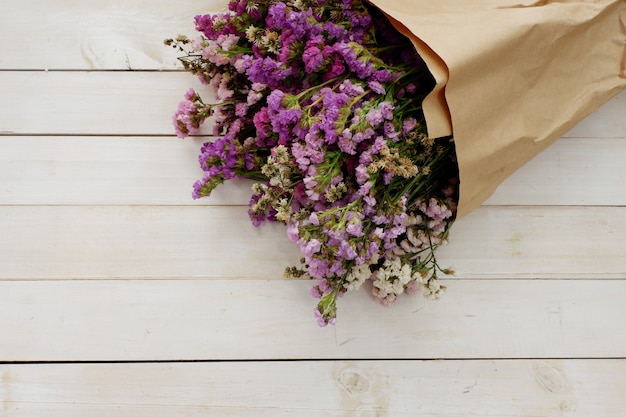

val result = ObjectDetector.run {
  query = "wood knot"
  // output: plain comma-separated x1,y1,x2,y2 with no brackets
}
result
338,368,371,395
532,362,566,393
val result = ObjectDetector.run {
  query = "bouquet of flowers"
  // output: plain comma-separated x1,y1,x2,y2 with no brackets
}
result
166,0,459,326
168,0,626,326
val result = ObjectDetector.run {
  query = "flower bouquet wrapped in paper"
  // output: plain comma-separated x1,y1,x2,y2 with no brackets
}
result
167,0,626,326
369,0,626,217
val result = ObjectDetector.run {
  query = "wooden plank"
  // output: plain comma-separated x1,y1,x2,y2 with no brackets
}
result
563,89,626,138
0,205,625,279
2,136,625,206
437,205,626,278
0,72,214,136
0,136,254,206
0,205,301,279
0,0,224,70
1,360,624,416
0,279,625,361
0,71,624,137
483,137,626,206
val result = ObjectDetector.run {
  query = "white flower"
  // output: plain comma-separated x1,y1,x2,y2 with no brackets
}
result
245,25,261,42
371,257,413,296
344,263,372,292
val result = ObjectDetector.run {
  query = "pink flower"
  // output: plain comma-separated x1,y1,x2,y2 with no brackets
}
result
309,212,320,226
302,239,322,257
286,221,300,243
173,100,201,138
235,103,249,117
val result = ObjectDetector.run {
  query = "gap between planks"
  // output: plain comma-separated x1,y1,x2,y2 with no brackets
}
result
2,357,626,365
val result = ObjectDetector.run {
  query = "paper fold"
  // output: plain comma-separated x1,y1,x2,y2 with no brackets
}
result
370,0,626,218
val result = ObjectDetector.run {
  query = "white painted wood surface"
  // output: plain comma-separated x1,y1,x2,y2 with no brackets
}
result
0,279,625,361
1,360,624,416
1,0,625,415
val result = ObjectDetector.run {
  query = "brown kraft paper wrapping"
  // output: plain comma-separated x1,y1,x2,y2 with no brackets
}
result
369,0,626,218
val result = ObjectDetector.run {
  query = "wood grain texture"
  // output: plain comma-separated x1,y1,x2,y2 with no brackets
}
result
1,205,624,279
1,360,624,416
2,136,626,206
0,136,252,206
563,89,626,138
0,279,624,361
0,0,224,70
1,0,626,414
0,72,214,136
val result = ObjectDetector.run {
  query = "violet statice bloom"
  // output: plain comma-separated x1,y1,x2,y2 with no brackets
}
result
173,89,209,138
173,100,199,138
192,137,240,199
302,46,324,73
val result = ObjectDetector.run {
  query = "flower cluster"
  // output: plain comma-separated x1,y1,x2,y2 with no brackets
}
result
167,0,459,326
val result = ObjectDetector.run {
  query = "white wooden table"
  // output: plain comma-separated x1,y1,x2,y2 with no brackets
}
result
1,1,625,415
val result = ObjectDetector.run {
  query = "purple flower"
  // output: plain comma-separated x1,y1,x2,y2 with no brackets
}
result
308,257,330,279
228,0,247,14
235,103,248,117
303,46,324,73
356,181,372,197
338,130,357,154
335,43,373,79
371,136,387,153
234,55,253,73
310,285,322,299
329,260,347,277
266,90,285,111
355,165,369,184
309,212,320,226
339,79,365,97
291,142,310,170
365,240,380,260
184,88,198,100
277,29,298,62
346,222,364,237
246,57,293,89
323,21,347,40
266,2,288,28
365,107,383,127
173,99,200,138
368,80,385,95
290,8,323,38
419,198,453,220
378,101,394,120
286,221,300,242
314,308,335,327
326,55,346,79
253,107,271,140
363,195,376,207
384,122,399,141
337,241,358,260
267,91,302,144
373,69,393,83
402,118,418,135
